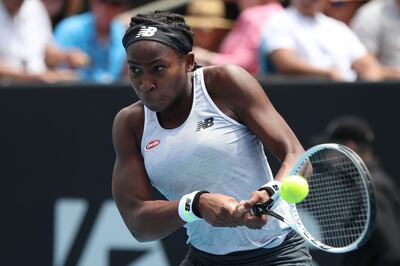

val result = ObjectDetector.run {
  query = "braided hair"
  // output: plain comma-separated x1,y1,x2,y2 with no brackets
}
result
124,11,194,54
124,10,200,70
129,10,194,43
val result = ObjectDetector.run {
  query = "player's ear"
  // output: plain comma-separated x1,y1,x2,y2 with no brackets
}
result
185,52,195,72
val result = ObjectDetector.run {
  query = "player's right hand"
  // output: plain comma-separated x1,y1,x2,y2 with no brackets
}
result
198,193,242,228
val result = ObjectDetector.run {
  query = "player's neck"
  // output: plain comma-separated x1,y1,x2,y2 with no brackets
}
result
156,75,194,129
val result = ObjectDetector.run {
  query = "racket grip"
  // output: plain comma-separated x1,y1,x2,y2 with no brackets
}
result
252,198,274,216
252,204,263,217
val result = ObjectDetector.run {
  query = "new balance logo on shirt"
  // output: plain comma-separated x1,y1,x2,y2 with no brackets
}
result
135,26,158,38
196,117,214,132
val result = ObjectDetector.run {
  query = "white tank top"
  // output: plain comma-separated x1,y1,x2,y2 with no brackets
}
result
141,67,290,255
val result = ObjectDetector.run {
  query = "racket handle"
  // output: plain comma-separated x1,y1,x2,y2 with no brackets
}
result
252,198,274,216
252,204,262,217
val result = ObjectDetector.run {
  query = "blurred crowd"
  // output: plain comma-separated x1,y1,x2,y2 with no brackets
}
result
0,0,399,84
1,1,398,265
0,0,132,84
191,0,400,81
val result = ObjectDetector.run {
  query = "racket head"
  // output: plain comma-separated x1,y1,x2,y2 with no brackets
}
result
289,143,375,253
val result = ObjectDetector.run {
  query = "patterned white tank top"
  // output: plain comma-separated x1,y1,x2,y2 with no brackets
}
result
141,67,290,255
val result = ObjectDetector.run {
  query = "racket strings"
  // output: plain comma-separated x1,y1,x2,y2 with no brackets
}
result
295,149,370,248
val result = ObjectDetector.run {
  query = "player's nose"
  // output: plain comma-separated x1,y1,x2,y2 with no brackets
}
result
138,73,156,93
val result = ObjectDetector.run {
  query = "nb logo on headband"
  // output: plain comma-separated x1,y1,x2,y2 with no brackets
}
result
136,26,158,38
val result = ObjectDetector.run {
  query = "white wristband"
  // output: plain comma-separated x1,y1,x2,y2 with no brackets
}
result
259,180,281,197
178,191,202,223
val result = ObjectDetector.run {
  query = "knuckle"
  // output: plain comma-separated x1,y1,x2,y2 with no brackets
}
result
250,191,259,197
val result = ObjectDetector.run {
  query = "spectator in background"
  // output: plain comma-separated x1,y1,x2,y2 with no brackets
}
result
193,0,284,75
316,116,400,266
324,0,368,25
351,0,400,79
184,0,233,52
259,0,389,81
0,0,88,84
54,0,133,83
42,0,88,28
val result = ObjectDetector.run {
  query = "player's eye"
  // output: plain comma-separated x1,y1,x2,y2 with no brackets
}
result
153,65,166,72
128,65,141,74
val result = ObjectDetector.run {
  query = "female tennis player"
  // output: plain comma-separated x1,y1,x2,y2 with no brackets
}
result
112,10,311,265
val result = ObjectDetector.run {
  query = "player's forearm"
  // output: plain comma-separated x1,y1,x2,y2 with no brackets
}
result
266,123,304,182
123,200,185,242
274,149,304,182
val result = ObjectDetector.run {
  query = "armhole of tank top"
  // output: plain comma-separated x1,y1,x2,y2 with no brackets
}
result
140,106,149,154
196,68,245,128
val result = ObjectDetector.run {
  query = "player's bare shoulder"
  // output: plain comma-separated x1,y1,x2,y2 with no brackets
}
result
203,65,247,89
202,64,261,108
113,101,145,146
114,101,144,128
202,64,256,95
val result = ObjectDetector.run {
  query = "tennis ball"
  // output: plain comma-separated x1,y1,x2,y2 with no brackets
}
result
280,175,309,204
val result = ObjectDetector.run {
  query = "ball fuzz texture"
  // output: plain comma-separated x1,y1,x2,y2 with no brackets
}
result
280,175,309,204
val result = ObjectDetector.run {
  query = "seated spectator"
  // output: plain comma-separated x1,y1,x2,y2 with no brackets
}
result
193,0,284,75
351,0,400,79
259,0,388,81
315,116,400,266
324,0,368,25
54,0,133,83
184,0,233,52
42,0,88,28
0,0,88,84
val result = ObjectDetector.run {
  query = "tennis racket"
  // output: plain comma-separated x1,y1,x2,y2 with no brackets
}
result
252,143,375,253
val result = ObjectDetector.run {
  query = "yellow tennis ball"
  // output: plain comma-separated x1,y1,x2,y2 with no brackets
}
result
280,175,309,204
